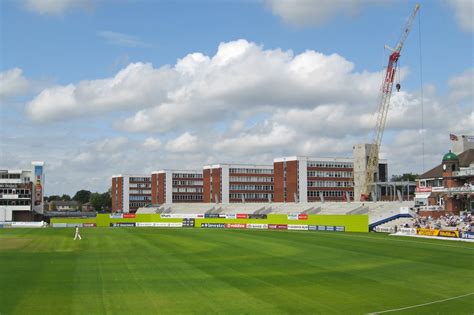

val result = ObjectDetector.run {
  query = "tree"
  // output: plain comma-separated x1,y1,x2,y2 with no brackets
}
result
61,194,71,201
50,201,57,211
90,192,112,212
47,195,61,202
90,193,102,211
391,173,418,182
73,190,91,204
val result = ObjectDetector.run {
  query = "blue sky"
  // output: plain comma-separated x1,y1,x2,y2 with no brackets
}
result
1,0,473,195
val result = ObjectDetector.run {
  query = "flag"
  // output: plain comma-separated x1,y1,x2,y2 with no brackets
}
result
450,134,458,141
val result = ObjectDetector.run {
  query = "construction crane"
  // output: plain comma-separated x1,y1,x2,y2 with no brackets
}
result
360,4,420,201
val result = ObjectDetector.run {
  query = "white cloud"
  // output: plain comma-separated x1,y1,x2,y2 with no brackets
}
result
165,132,199,153
0,68,30,101
448,68,474,102
94,137,128,153
97,31,150,47
447,0,474,32
264,0,386,26
26,62,178,121
22,0,94,15
27,39,383,131
143,137,162,150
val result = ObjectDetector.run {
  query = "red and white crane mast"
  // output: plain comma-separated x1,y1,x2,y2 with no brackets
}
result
360,4,420,201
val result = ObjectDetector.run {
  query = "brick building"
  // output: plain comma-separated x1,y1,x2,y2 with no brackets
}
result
151,170,203,204
415,149,474,216
111,174,151,213
203,164,274,203
274,156,388,202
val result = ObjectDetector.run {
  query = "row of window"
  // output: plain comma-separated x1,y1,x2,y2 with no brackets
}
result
230,185,274,191
229,193,273,199
0,173,21,179
307,161,353,168
129,190,151,194
308,181,353,188
129,183,151,188
0,200,31,205
307,171,353,178
229,168,273,175
307,191,354,197
0,189,31,195
129,196,151,201
172,180,203,186
129,202,148,208
129,177,150,182
172,187,203,193
229,176,274,183
172,173,203,179
173,195,203,200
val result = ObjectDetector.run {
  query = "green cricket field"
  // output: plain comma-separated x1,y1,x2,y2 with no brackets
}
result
0,228,473,314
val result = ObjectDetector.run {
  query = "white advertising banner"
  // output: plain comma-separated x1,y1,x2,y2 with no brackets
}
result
247,224,268,229
160,214,203,219
288,224,309,231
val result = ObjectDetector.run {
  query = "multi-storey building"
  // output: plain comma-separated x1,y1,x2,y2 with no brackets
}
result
203,164,274,203
274,156,388,202
415,149,474,215
0,161,45,221
111,174,151,213
151,170,203,204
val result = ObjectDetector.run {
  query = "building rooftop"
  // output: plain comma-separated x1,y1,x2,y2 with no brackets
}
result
418,149,474,180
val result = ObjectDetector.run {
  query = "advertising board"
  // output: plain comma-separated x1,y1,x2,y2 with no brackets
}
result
335,226,345,232
236,214,248,219
182,218,195,228
325,226,335,231
298,214,308,220
287,214,298,220
225,214,236,219
268,224,288,230
225,223,247,229
82,223,96,228
161,214,204,219
110,222,136,227
416,228,439,236
136,222,155,227
123,213,136,219
438,230,459,238
110,214,123,219
201,223,225,228
461,232,474,239
288,225,308,231
247,224,268,229
52,223,67,228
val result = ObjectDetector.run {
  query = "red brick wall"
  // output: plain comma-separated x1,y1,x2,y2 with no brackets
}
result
286,160,298,202
203,169,211,203
111,177,123,212
273,162,284,202
158,173,166,204
151,173,158,204
211,168,221,203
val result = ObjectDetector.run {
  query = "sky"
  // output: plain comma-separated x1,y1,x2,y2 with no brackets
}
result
0,0,473,196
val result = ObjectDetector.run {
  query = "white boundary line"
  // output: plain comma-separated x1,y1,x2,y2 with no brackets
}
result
368,292,474,314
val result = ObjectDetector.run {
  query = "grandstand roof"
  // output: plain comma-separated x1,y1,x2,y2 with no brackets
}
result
418,149,474,179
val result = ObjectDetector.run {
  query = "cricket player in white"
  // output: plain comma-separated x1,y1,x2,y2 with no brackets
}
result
74,226,82,240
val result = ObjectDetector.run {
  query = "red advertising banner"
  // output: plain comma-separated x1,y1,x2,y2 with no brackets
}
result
236,214,248,219
298,214,308,220
123,213,136,219
268,224,288,230
82,223,96,228
225,223,247,229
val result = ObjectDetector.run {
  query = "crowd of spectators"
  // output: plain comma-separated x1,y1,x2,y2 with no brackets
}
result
403,212,473,232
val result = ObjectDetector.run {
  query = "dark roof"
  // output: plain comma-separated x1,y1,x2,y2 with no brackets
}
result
53,200,79,207
417,149,474,179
